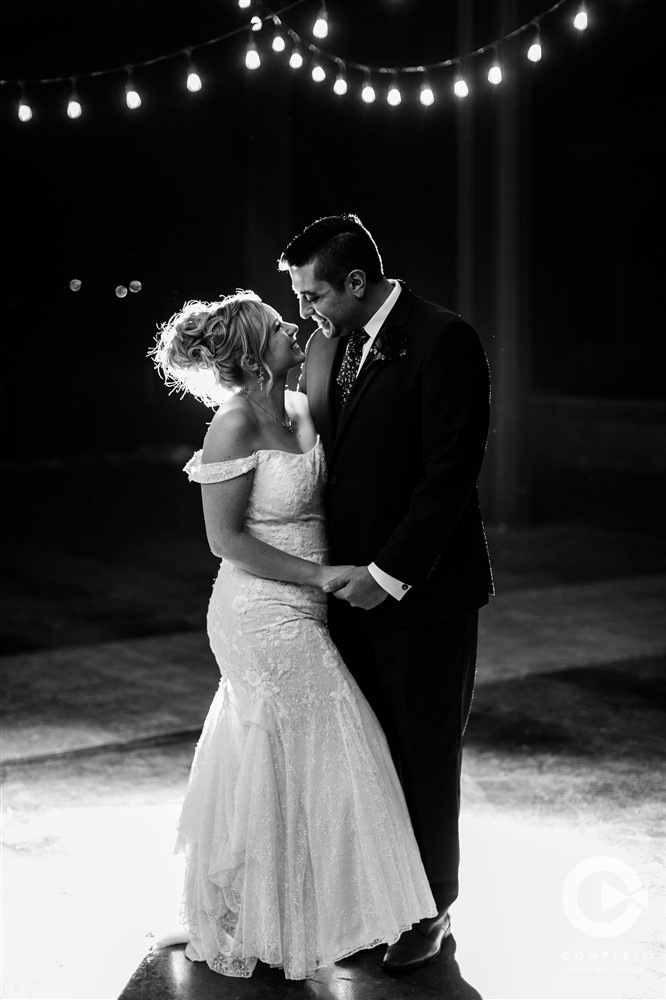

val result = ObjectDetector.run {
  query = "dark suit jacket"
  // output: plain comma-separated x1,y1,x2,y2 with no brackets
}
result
299,282,494,626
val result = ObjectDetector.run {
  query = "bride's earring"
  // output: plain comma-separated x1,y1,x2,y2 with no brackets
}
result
257,367,265,391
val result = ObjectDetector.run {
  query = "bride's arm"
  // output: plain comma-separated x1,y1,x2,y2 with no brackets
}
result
200,408,329,587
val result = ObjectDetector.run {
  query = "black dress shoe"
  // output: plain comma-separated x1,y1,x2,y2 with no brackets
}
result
382,910,452,973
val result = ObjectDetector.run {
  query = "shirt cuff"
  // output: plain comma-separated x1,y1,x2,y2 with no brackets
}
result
368,563,412,602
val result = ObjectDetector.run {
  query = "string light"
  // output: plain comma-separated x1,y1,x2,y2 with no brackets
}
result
453,64,469,98
420,76,435,106
3,0,590,119
488,46,502,85
333,64,348,95
527,25,542,62
271,18,286,52
289,46,303,69
245,31,261,69
67,79,82,118
387,75,402,106
124,69,141,109
361,73,376,104
185,51,202,91
573,3,588,30
313,3,329,40
18,84,32,122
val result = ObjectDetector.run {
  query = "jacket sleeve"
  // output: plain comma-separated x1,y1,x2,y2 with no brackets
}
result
373,320,490,588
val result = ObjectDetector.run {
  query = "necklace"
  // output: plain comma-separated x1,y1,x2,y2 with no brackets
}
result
240,390,293,433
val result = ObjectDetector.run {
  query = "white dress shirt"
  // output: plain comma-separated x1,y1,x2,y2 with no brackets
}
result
355,281,413,602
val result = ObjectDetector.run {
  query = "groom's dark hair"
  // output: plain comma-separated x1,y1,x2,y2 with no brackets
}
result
278,214,384,291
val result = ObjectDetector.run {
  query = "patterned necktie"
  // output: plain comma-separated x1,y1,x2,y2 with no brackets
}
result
336,328,369,408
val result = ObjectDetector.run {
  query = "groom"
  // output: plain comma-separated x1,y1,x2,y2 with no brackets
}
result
278,214,493,972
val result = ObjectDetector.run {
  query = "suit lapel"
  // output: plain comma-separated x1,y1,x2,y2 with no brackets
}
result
331,284,416,457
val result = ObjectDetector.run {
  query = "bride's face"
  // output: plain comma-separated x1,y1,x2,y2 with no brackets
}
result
261,305,305,374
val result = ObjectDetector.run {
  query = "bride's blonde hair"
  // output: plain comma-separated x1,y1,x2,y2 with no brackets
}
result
151,290,274,407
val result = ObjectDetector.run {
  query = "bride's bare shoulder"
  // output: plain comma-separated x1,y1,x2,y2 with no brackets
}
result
202,395,260,464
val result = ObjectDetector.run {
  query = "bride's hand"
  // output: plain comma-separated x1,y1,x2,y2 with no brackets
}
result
317,564,356,591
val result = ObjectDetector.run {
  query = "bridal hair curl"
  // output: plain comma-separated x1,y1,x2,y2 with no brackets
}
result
151,290,274,407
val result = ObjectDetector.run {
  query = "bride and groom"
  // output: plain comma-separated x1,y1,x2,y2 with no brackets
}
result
153,213,493,980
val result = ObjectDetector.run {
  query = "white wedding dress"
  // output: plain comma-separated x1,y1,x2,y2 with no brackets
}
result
177,436,435,980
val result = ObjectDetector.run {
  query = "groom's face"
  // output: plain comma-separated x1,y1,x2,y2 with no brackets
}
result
289,262,361,340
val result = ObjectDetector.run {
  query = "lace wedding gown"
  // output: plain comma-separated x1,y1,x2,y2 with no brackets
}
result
177,436,435,980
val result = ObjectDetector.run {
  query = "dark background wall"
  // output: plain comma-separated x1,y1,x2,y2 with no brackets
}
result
2,0,664,528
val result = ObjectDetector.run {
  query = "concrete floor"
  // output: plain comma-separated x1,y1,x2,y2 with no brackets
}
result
1,462,666,999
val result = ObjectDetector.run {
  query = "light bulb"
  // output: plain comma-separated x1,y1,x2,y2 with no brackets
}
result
187,70,202,91
527,40,542,62
115,286,128,298
67,97,82,118
313,4,328,39
362,81,376,104
250,15,262,31
129,280,142,293
272,32,285,52
420,82,434,106
245,45,261,70
238,0,251,7
69,279,81,291
387,83,401,106
312,64,326,83
488,63,502,85
333,72,347,95
125,87,141,109
18,100,32,122
454,77,469,98
289,49,303,69
573,6,588,30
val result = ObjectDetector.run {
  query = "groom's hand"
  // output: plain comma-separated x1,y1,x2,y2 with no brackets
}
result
323,566,389,610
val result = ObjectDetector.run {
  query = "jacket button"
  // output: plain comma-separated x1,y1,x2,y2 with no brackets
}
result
330,475,337,485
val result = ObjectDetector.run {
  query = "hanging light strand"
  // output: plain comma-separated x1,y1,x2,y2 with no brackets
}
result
0,0,308,87
1,0,585,114
266,0,569,77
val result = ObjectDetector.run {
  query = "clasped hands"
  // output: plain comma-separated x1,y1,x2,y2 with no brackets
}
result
319,565,388,610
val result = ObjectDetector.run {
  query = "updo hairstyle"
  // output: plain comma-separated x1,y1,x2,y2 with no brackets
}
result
152,290,274,407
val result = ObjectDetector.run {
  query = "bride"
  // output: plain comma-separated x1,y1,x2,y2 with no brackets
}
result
151,290,435,980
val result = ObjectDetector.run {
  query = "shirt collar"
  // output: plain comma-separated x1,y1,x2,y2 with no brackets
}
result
362,279,402,346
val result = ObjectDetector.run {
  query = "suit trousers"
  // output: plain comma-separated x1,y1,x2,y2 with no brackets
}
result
328,602,478,912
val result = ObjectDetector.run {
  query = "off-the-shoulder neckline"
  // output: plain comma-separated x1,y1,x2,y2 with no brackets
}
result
198,434,320,466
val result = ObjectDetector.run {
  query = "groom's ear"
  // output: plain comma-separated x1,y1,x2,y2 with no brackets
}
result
346,269,367,298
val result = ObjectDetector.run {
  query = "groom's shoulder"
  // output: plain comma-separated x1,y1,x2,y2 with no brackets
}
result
404,290,483,361
398,283,462,327
410,290,461,326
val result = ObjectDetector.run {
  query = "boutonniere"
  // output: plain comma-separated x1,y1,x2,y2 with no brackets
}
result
368,329,408,364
